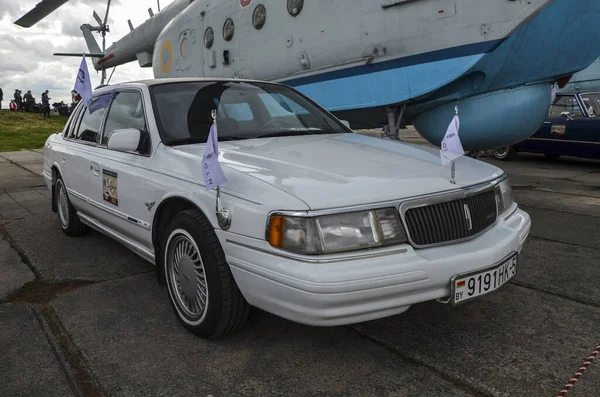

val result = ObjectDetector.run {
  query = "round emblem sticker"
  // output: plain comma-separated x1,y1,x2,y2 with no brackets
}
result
160,40,173,74
240,0,252,8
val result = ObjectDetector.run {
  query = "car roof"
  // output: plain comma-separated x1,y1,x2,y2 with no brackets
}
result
92,77,284,93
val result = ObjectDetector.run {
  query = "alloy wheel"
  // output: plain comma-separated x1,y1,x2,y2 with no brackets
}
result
166,229,209,323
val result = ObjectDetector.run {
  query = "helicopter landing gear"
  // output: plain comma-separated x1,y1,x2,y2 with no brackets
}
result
381,104,407,141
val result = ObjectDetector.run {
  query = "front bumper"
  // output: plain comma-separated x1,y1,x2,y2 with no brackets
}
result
219,204,531,327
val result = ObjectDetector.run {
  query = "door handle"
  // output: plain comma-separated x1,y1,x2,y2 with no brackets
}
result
91,162,100,177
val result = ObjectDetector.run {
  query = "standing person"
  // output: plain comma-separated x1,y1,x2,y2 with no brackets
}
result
0,87,3,109
23,90,35,112
41,90,51,117
14,89,23,112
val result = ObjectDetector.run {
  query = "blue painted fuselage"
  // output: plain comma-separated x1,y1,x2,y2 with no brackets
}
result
283,0,600,151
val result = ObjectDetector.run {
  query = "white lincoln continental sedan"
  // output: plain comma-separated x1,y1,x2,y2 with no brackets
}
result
43,78,531,339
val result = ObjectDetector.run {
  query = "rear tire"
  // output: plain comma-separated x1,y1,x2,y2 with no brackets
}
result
55,175,89,236
492,146,517,161
162,208,249,339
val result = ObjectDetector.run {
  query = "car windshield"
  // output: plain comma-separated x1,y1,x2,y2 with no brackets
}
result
149,81,350,145
579,93,600,117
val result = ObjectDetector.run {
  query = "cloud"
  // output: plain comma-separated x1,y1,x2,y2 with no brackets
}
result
0,0,172,104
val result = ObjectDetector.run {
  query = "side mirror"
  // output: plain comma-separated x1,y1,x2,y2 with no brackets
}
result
560,111,574,121
340,120,351,129
107,128,142,153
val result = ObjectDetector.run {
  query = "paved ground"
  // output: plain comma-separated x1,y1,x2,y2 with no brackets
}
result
1,137,599,397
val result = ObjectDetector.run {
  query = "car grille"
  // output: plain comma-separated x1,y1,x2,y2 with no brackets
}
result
403,189,497,247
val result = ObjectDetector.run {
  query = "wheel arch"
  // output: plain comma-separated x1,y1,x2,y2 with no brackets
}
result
151,195,212,285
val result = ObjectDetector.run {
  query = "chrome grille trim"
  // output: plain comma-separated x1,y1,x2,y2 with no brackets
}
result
399,187,498,249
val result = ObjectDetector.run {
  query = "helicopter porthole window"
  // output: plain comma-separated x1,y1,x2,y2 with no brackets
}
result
223,18,235,41
253,4,266,30
180,37,190,58
204,27,214,49
287,0,303,16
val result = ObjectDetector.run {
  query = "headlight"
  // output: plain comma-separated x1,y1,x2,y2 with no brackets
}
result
495,176,514,214
267,208,408,254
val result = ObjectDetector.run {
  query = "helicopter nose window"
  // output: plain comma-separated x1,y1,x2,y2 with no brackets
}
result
223,18,234,41
287,0,303,16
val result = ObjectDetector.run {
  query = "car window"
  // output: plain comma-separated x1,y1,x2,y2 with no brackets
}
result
74,94,113,143
150,81,349,145
579,93,600,117
102,91,147,146
65,102,83,138
549,96,585,118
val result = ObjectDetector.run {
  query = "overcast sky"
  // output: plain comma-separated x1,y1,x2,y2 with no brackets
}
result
0,0,176,104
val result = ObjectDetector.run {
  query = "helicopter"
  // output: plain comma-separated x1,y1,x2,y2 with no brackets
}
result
14,0,600,151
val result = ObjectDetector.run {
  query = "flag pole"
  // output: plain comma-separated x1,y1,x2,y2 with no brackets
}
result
450,103,458,184
209,108,231,229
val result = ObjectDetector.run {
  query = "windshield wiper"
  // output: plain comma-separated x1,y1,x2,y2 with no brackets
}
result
219,136,251,141
255,130,333,139
166,137,207,146
167,136,250,146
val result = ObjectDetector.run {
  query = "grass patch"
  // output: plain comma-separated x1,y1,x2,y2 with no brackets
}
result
0,110,68,152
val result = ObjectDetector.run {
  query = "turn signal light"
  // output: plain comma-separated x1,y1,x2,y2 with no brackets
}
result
268,215,285,248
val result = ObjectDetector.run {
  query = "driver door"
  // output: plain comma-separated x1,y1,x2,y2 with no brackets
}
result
85,89,155,251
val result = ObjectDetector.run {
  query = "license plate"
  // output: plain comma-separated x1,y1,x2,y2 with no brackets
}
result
451,253,518,305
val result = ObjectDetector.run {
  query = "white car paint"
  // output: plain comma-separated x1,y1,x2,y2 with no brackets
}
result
43,78,531,330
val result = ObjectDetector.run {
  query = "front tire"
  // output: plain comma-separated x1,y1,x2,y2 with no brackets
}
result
163,209,249,339
492,146,517,161
55,175,88,236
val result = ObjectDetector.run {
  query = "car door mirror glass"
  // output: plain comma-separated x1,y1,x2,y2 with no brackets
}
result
107,128,141,153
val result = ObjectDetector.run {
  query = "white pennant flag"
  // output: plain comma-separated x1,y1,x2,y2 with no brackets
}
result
73,54,93,108
202,122,228,190
440,113,464,167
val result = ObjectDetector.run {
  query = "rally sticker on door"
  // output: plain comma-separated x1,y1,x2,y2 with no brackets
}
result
102,169,119,206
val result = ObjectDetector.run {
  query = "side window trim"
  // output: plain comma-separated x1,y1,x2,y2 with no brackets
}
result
96,91,116,145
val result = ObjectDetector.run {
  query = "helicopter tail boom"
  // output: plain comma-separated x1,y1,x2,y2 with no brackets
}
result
92,0,192,71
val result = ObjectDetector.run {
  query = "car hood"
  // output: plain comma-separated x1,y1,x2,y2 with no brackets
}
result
172,133,504,210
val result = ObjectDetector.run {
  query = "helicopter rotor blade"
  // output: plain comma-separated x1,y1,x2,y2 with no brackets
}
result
104,0,112,26
14,0,69,28
53,52,105,58
93,11,103,27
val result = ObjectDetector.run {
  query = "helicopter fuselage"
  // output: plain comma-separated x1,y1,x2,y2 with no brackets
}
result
84,0,600,150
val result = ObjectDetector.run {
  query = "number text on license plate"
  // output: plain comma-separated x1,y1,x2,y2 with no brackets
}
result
452,254,517,305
